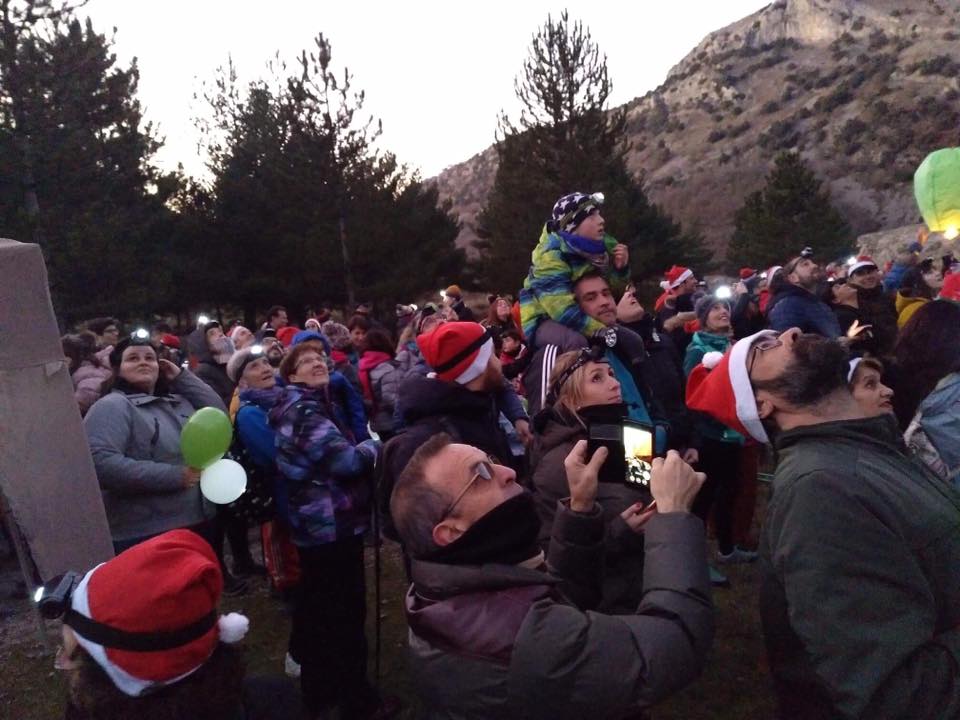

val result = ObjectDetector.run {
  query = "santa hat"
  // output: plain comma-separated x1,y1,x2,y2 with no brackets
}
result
941,272,960,302
739,267,757,281
685,330,776,444
417,322,493,385
159,333,181,349
849,255,878,275
227,325,250,341
659,265,693,291
765,265,782,282
66,530,248,697
276,326,300,347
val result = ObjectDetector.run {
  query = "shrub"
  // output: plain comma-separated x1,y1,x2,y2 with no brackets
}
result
761,100,780,114
707,128,727,143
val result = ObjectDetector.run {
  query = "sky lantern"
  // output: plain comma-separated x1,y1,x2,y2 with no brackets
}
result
914,148,960,240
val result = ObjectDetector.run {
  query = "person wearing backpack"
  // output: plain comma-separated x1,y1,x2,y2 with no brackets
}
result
358,328,402,440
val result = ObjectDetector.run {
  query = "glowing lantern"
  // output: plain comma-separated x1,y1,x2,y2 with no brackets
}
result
914,148,960,238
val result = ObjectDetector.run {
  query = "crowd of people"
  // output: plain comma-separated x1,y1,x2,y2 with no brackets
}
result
45,189,960,719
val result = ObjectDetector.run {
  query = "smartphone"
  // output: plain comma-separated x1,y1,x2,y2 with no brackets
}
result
587,420,655,502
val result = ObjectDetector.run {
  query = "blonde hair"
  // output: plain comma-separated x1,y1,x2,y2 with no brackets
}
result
548,350,599,425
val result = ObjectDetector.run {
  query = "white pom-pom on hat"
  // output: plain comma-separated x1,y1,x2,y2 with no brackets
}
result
701,351,724,370
218,613,250,644
659,280,670,291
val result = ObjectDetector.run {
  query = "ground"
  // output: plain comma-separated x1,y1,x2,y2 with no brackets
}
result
0,487,776,720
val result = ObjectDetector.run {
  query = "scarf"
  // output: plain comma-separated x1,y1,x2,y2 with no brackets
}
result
560,230,609,270
239,385,283,412
423,492,542,567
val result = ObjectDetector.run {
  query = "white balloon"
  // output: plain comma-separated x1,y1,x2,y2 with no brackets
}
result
200,459,247,504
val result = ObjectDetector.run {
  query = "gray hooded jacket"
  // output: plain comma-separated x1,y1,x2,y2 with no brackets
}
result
84,369,226,542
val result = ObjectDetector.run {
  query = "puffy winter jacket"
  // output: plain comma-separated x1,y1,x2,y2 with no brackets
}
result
83,370,223,542
405,503,713,719
72,346,113,415
761,416,960,719
767,284,841,338
268,382,379,546
520,226,629,346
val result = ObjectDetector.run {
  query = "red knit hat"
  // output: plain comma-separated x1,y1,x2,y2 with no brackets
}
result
849,255,878,275
276,326,300,347
739,267,757,281
941,272,960,302
685,330,775,444
659,265,693,291
417,322,494,385
160,333,181,349
67,529,248,697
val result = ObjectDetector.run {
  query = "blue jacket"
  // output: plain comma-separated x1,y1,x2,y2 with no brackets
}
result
767,284,841,338
268,383,379,546
883,262,911,294
917,372,960,485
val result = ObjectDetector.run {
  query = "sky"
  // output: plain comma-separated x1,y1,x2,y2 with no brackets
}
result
82,0,769,180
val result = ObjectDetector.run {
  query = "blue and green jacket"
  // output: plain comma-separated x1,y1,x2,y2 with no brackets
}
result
520,226,629,346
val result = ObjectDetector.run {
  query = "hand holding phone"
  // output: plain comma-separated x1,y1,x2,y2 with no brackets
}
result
649,450,706,514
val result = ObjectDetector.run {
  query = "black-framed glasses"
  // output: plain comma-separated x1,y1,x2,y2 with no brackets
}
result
748,335,783,378
440,455,496,520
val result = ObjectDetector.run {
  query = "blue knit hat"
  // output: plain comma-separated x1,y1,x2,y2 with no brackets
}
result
291,330,331,355
548,192,604,233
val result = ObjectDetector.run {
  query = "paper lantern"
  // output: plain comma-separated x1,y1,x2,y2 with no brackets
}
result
914,148,960,239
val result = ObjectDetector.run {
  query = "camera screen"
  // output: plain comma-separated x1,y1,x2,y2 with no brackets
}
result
623,424,653,487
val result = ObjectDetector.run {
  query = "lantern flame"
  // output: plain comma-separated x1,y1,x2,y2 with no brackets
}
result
945,226,959,240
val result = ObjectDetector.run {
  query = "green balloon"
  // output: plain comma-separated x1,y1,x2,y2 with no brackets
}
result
914,147,960,236
180,407,233,469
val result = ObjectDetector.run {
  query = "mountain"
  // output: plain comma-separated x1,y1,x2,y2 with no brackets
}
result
433,0,960,263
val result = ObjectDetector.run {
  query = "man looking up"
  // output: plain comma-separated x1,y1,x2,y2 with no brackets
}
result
766,254,841,338
685,327,960,719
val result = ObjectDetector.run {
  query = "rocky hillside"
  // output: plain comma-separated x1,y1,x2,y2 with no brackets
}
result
434,0,960,261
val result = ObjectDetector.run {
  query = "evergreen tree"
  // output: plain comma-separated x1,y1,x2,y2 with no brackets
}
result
0,6,179,324
473,11,706,294
199,35,463,322
729,152,852,269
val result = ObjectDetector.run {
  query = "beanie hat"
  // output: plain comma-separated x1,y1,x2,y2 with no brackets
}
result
227,345,271,383
941,272,960,302
849,255,878,275
291,330,331,354
321,321,352,351
202,320,222,336
685,330,776,444
276,326,299,348
695,295,730,329
549,192,603,234
66,529,248,697
159,333,181,349
417,322,493,385
659,265,694,291
739,267,757,281
444,285,462,300
227,325,250,341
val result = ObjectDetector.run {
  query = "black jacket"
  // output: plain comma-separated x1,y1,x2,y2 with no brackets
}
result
854,285,898,358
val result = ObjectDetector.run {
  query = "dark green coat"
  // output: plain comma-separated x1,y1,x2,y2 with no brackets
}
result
760,415,960,719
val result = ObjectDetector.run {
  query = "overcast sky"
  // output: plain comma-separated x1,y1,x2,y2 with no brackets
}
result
82,0,768,180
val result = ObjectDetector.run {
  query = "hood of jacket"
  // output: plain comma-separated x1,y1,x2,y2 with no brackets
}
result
531,407,584,456
919,372,960,417
767,282,817,315
410,557,556,600
688,330,731,356
774,414,904,456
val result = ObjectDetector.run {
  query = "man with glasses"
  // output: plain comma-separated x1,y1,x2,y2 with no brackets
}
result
767,255,841,338
686,327,960,719
390,433,712,719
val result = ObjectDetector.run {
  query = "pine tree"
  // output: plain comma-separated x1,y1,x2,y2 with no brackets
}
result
198,35,463,321
0,7,179,324
473,11,706,294
729,152,852,269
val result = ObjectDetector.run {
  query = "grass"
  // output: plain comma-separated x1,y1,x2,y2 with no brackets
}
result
0,487,775,719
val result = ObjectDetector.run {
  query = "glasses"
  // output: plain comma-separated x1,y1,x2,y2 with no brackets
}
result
440,456,496,520
294,353,327,371
748,335,783,377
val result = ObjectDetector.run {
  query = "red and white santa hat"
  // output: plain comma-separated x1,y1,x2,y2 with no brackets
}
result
685,330,776,444
849,255,878,275
739,267,757,281
417,322,494,385
66,529,248,697
659,265,694,291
